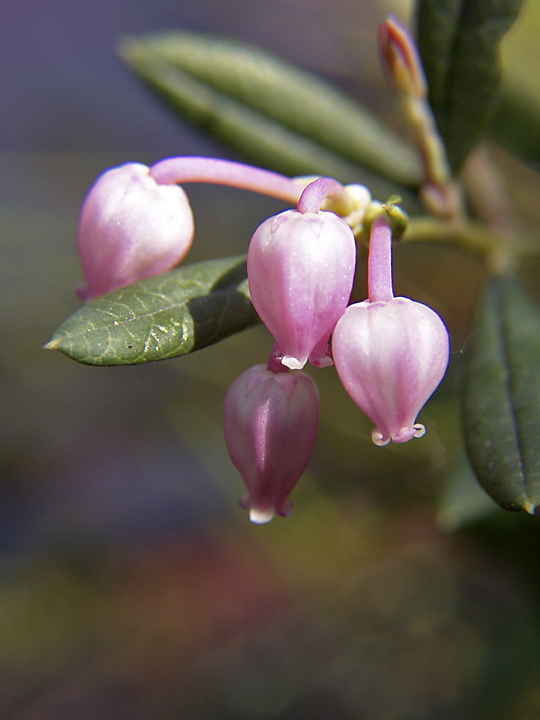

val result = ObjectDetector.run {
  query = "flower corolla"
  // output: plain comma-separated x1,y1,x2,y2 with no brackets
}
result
77,163,194,299
332,297,449,445
332,212,449,445
223,364,319,523
247,209,356,370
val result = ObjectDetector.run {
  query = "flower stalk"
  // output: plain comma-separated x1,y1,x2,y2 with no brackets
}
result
150,156,305,204
379,16,463,220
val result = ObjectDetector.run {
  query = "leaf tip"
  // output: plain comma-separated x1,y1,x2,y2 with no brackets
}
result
43,336,61,351
523,500,537,516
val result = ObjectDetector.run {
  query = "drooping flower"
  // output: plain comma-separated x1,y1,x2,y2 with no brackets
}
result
247,179,357,370
223,363,319,523
77,163,194,299
332,213,449,445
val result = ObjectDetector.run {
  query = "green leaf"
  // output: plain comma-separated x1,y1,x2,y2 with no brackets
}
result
45,256,260,366
489,84,540,164
416,0,524,172
118,31,422,190
463,276,540,514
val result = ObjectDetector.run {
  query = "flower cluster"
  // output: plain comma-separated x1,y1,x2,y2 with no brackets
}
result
76,155,449,523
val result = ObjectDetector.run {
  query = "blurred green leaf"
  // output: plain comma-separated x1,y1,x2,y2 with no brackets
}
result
463,276,540,514
119,31,422,189
489,84,540,164
416,0,523,172
45,256,259,366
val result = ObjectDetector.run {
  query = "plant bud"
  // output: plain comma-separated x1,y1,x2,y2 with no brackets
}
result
77,163,194,299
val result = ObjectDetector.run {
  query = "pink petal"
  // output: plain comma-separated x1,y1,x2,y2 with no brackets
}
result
78,163,194,299
247,210,356,369
223,365,319,522
333,297,449,444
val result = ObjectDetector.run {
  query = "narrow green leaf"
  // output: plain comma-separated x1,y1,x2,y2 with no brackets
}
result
463,276,540,513
416,0,463,117
489,84,540,164
45,256,259,366
119,32,422,188
416,0,524,171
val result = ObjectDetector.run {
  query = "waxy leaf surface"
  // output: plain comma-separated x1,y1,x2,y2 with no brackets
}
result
119,31,422,191
416,0,523,171
46,256,259,366
463,276,540,513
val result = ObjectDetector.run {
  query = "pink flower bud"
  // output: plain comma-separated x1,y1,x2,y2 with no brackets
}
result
379,16,427,98
223,364,319,523
332,297,449,445
77,163,194,299
247,209,356,370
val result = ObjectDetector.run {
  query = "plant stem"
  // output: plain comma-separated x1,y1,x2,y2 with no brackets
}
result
368,214,394,302
296,177,353,214
150,156,304,204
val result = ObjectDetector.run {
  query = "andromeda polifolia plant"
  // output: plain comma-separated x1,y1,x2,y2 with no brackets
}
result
47,0,540,522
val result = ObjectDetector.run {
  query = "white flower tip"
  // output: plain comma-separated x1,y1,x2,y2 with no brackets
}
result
371,428,391,446
391,424,426,444
282,356,305,371
249,507,275,524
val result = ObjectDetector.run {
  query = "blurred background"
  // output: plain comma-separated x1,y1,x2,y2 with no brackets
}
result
2,0,540,718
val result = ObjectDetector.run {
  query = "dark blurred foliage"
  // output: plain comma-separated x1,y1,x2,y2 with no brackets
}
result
2,1,540,718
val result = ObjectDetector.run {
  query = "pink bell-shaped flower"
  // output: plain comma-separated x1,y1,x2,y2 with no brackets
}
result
332,214,449,445
333,297,449,445
247,208,356,369
223,362,319,523
77,163,194,299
